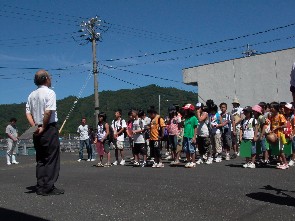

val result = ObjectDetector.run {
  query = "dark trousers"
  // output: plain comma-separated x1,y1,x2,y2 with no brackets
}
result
33,123,60,193
150,140,162,158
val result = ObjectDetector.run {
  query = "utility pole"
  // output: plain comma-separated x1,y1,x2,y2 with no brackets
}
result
242,44,258,57
79,17,103,126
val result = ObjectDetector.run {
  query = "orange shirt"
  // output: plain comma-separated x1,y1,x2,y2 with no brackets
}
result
150,115,166,140
270,113,286,136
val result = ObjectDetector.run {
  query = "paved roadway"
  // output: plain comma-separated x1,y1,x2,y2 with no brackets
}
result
0,150,295,221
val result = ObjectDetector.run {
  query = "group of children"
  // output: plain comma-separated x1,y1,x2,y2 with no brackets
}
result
91,99,295,169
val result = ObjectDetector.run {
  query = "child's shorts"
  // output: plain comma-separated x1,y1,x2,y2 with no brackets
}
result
182,137,196,154
134,143,147,155
96,141,110,155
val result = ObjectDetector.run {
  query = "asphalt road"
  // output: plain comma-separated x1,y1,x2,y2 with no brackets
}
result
0,150,295,221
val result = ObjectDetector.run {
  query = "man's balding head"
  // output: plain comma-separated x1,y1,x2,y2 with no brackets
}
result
34,70,51,86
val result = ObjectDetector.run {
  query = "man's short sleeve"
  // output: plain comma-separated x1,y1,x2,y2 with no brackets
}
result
5,125,10,134
26,97,31,114
45,90,56,111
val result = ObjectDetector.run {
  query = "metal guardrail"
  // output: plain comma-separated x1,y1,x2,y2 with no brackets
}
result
0,138,133,156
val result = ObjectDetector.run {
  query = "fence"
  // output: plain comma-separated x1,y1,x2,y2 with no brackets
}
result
0,138,132,156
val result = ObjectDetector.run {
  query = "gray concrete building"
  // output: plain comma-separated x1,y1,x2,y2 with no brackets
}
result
182,47,294,108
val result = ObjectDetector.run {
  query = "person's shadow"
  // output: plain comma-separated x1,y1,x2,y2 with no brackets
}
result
0,207,49,221
25,185,37,194
246,185,295,207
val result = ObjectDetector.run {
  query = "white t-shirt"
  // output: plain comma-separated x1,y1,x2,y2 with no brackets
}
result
142,116,151,129
231,107,243,128
6,124,18,141
97,124,106,141
77,125,89,140
197,112,209,137
26,85,58,125
242,118,257,140
132,118,146,143
112,118,127,142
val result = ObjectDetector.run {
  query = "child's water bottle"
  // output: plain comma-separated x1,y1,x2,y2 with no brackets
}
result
280,132,287,145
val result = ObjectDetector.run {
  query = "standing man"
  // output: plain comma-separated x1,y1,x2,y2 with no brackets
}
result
26,70,64,196
77,117,92,162
6,118,19,165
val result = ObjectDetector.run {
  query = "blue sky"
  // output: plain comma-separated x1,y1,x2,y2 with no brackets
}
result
1,0,295,104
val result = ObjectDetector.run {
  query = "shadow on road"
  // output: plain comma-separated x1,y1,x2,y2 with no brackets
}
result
246,185,295,207
24,185,37,194
0,207,49,221
225,163,243,168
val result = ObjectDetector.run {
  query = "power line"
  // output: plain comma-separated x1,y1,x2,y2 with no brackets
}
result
0,37,73,48
0,10,75,26
108,34,295,68
0,31,75,43
101,72,142,87
1,4,84,23
102,21,295,62
106,25,197,45
101,64,181,83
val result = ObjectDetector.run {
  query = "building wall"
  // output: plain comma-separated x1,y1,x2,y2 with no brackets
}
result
182,48,295,108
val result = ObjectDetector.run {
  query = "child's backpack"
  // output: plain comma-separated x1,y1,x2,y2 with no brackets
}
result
157,116,165,138
103,122,114,143
241,118,256,131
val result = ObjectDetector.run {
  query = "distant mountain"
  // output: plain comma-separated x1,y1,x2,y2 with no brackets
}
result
0,84,198,138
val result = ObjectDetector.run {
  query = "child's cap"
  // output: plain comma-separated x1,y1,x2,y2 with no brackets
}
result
183,103,195,111
252,105,262,114
243,106,252,113
232,98,240,104
285,103,293,110
196,102,203,108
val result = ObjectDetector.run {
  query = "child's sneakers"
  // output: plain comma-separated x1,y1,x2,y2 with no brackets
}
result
104,162,112,167
288,160,295,166
214,156,222,163
133,161,140,167
156,162,164,168
185,162,196,168
120,159,126,166
96,162,104,167
247,162,255,169
113,161,118,166
276,164,289,170
225,154,230,161
243,162,250,168
243,162,255,168
196,158,203,164
141,162,147,167
152,163,158,168
185,162,191,168
205,157,213,164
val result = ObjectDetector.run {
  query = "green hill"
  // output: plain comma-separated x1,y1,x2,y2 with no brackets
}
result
0,84,198,138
